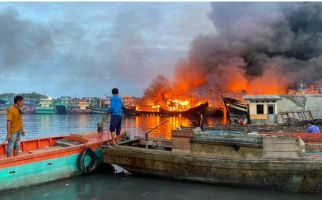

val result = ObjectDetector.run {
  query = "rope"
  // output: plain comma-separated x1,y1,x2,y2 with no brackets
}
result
98,112,111,145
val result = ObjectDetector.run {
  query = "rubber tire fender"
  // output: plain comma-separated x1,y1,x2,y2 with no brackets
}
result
77,147,98,174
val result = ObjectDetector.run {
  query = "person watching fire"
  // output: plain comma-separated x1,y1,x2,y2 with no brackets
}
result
109,88,123,145
6,96,26,157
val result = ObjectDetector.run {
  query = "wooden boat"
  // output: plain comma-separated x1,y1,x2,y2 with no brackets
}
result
122,107,160,116
123,102,209,116
103,130,322,193
159,102,208,116
0,132,110,191
222,96,249,123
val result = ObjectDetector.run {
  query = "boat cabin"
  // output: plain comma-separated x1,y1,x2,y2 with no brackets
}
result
39,98,54,107
78,99,89,110
244,95,282,124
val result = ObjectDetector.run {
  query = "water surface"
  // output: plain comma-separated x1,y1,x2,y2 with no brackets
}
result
0,114,222,140
0,173,321,200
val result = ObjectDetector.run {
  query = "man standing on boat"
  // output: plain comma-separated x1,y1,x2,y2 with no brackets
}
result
6,96,25,157
109,88,123,145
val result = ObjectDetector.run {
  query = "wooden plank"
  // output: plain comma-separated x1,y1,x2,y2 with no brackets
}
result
281,114,289,122
250,114,267,120
294,112,300,120
264,143,300,152
304,111,313,120
263,151,300,159
262,136,303,158
299,112,305,121
263,137,297,144
277,114,283,124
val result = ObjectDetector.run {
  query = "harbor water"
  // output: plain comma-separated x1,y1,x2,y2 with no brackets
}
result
1,172,322,200
0,114,322,199
0,114,222,141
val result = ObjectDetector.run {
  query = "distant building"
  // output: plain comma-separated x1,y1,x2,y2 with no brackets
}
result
244,95,282,124
244,94,322,124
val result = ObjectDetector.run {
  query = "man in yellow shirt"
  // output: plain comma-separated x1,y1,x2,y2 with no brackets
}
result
7,96,25,157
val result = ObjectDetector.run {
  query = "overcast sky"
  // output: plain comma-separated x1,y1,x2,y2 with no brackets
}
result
0,2,215,98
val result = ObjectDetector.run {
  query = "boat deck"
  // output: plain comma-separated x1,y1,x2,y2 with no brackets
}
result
0,132,111,163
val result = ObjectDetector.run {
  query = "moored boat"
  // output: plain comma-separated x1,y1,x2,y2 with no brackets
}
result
0,132,110,191
103,130,322,193
89,97,110,114
55,102,67,114
36,98,55,114
69,99,91,114
89,106,109,114
122,102,209,116
159,102,209,116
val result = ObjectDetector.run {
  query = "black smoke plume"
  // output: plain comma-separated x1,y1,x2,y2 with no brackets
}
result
145,2,322,100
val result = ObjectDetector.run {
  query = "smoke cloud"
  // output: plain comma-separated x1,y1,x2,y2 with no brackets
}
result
0,8,52,69
1,3,212,97
145,2,322,101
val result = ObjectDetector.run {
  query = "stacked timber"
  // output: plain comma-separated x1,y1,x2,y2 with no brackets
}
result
277,110,313,124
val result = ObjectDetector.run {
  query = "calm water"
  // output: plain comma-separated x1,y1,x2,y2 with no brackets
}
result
0,114,321,199
0,114,222,141
0,173,321,200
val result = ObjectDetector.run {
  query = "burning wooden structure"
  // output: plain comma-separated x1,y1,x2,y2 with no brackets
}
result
222,96,248,123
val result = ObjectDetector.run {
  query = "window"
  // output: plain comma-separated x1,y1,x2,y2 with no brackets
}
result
268,104,275,114
256,104,264,114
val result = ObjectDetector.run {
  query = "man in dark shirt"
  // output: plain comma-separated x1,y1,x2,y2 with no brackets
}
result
109,88,123,144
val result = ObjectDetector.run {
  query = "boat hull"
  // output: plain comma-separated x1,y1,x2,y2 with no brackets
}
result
55,105,67,114
0,133,109,191
123,102,209,116
89,106,109,114
68,108,92,114
35,107,55,114
0,149,102,191
104,145,322,193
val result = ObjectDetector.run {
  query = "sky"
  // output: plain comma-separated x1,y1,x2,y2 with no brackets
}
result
0,2,215,98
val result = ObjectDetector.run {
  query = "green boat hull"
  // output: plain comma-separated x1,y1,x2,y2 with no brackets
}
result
35,107,55,114
0,149,102,191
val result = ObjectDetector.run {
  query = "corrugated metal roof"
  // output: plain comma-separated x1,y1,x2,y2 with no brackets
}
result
243,95,282,101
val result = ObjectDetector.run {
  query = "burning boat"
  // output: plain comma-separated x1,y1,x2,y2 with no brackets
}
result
124,97,209,116
159,102,208,116
222,96,249,123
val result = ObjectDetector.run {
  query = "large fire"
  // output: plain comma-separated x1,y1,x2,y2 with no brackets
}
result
136,3,322,113
139,64,321,113
136,95,203,112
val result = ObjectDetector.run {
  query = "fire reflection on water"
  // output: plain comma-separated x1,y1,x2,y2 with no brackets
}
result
124,115,224,140
0,115,225,141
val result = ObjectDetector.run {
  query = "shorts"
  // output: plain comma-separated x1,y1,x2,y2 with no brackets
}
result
110,115,122,135
6,130,22,157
